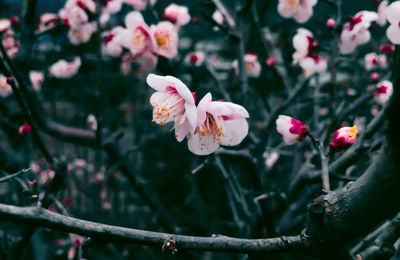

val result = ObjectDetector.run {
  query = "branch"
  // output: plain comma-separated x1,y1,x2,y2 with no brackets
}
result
0,203,310,253
0,168,30,184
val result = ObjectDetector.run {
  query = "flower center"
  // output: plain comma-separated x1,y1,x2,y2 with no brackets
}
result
375,85,388,95
348,125,358,138
197,113,225,144
155,31,168,47
152,87,185,125
347,14,363,31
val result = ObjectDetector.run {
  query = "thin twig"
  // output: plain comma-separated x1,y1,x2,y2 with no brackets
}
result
0,169,31,184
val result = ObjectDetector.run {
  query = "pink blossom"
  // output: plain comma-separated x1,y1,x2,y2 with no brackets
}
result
68,22,97,45
232,52,262,78
2,31,19,59
276,115,309,145
119,11,152,56
147,74,197,141
339,11,378,54
329,125,358,152
385,1,400,44
87,114,97,131
374,80,393,105
266,57,275,66
264,151,279,168
59,0,96,28
377,0,389,26
371,72,380,81
163,4,191,27
187,93,249,155
18,124,32,135
100,0,123,25
124,0,152,10
149,21,178,59
185,51,205,66
326,18,335,27
48,57,81,79
292,28,327,77
102,27,124,57
0,18,11,32
121,52,158,74
277,0,318,23
379,44,395,55
37,13,59,33
29,71,44,92
364,52,387,70
0,75,12,97
212,10,224,25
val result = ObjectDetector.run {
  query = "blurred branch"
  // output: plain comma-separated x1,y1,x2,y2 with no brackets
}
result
0,168,30,184
0,202,309,253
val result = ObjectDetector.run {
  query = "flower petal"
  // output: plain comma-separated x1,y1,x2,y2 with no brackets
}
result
220,118,249,146
188,132,220,155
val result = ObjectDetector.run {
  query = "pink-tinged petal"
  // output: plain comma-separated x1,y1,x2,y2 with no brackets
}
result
174,118,190,142
386,25,400,44
150,91,170,124
184,103,197,133
386,1,400,25
164,76,194,105
377,0,388,26
293,6,312,23
339,39,357,54
197,93,212,126
146,74,169,92
125,11,146,29
276,115,306,145
293,28,311,56
220,118,248,146
187,132,220,156
206,101,249,119
355,30,371,44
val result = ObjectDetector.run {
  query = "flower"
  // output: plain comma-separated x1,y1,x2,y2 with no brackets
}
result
100,0,123,24
187,93,249,155
377,0,389,26
374,80,393,105
371,72,380,81
364,52,387,70
29,71,44,92
37,13,60,33
87,114,97,131
379,44,395,55
326,18,335,27
292,28,327,77
59,0,96,29
339,11,378,54
0,75,12,97
119,11,152,57
149,21,178,59
264,151,279,168
2,33,19,59
212,10,224,25
102,27,124,57
276,115,309,145
329,125,358,152
0,18,11,32
163,4,191,27
124,0,156,10
48,57,81,79
147,74,197,141
185,51,205,66
277,0,318,23
266,57,275,66
68,22,97,45
232,52,262,78
386,1,400,44
18,124,32,135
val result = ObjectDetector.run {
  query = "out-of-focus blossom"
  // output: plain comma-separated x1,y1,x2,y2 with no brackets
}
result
149,21,178,59
377,0,389,26
147,74,197,141
0,75,12,97
37,13,60,33
120,11,152,56
379,44,395,55
276,115,309,145
10,16,20,24
339,11,378,54
385,1,400,44
185,51,205,67
277,0,318,23
364,52,387,70
232,52,262,78
371,72,380,81
29,71,44,92
163,4,191,27
124,0,156,10
326,18,335,27
121,51,158,74
2,30,19,59
329,125,358,152
0,18,11,31
100,0,123,25
292,28,327,77
102,27,124,57
59,0,96,28
68,22,96,45
187,93,249,155
49,57,81,79
18,124,32,135
264,151,279,168
266,57,275,66
212,10,224,25
374,80,393,104
87,114,98,131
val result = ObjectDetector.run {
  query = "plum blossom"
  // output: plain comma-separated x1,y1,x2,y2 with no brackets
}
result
29,71,44,92
48,57,81,79
339,11,378,54
264,151,279,168
0,75,12,97
377,0,389,26
0,18,11,32
364,52,387,70
119,11,152,57
374,80,393,105
232,52,262,78
37,13,60,33
147,74,197,141
212,10,224,25
266,57,275,66
102,27,124,57
276,115,309,145
385,1,400,44
2,32,19,59
326,18,335,27
99,0,123,25
68,22,96,45
187,93,249,155
277,0,318,23
292,28,327,77
150,21,178,59
59,0,96,28
185,51,205,67
87,114,97,131
124,0,156,10
163,4,191,27
329,125,358,152
18,124,32,135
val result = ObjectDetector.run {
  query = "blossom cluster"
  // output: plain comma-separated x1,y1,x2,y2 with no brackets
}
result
147,74,249,155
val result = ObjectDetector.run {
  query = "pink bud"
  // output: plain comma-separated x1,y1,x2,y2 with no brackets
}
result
326,18,336,27
370,72,379,81
330,125,358,152
379,44,395,55
19,124,32,135
266,57,275,66
6,77,14,84
10,16,20,24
